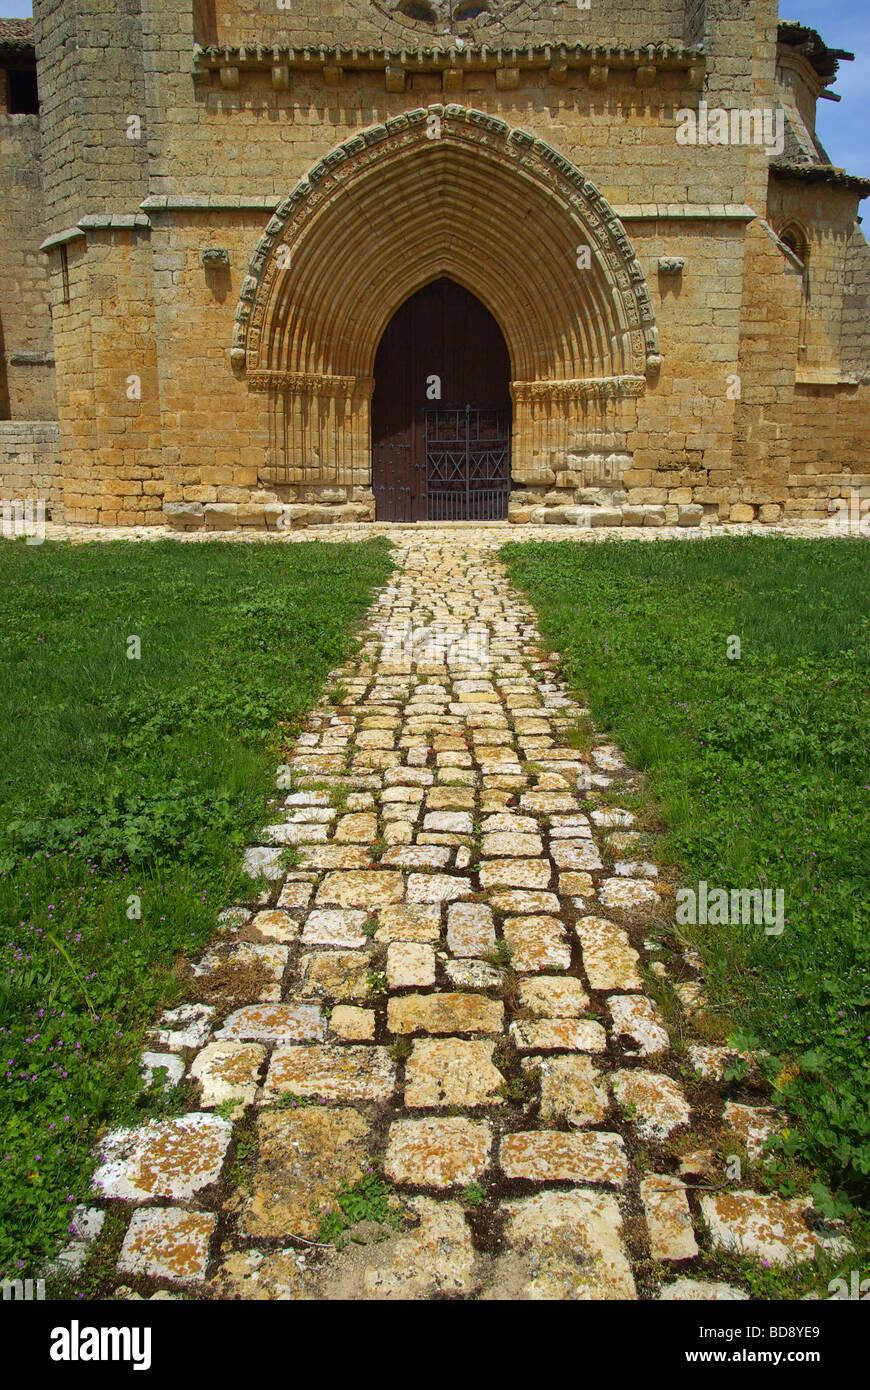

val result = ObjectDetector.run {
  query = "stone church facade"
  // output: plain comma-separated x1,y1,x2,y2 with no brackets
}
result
0,1,868,529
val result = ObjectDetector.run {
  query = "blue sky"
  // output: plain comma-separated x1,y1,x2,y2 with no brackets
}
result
2,1,867,184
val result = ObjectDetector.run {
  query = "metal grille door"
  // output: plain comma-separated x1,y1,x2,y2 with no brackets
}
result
425,405,510,521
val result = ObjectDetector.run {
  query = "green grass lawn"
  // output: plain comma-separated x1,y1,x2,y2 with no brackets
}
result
0,535,392,1279
504,536,870,1211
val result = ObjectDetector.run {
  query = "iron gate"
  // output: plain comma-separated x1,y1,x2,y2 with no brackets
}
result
424,405,511,521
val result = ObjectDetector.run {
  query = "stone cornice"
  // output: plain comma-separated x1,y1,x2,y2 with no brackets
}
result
194,41,705,69
193,40,705,90
769,162,870,196
614,204,755,221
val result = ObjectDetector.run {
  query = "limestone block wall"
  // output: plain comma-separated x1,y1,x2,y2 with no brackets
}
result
0,113,55,420
49,226,163,525
767,179,864,381
33,0,150,237
624,217,745,522
841,224,870,383
787,384,870,519
0,420,62,515
213,0,692,51
729,217,801,521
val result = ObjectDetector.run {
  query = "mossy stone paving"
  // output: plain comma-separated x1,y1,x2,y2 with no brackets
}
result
68,534,850,1300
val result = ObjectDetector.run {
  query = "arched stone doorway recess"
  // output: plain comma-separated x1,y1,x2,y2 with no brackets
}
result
234,106,660,515
371,277,512,521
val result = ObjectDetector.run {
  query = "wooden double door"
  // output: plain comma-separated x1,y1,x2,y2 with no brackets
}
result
371,278,511,522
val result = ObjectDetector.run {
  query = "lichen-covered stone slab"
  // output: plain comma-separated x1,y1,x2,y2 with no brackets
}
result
534,1055,609,1126
264,1045,396,1102
598,877,659,913
374,904,442,942
575,916,643,991
300,908,369,948
190,1041,265,1113
510,1018,606,1053
658,1279,749,1301
446,902,496,957
491,1191,635,1300
479,859,552,891
387,992,504,1036
722,1102,784,1160
481,831,544,858
210,1246,316,1300
387,941,437,988
700,1192,817,1265
404,1038,504,1108
499,1130,628,1186
406,872,473,903
382,846,452,870
297,950,373,1002
551,840,603,871
641,1175,699,1261
148,1003,214,1051
612,1070,690,1141
359,1197,478,1299
316,872,404,907
216,1003,325,1044
246,909,301,943
243,847,285,880
502,916,571,972
329,1005,376,1041
118,1207,215,1284
239,1107,373,1239
92,1113,231,1201
488,890,560,915
608,994,670,1056
443,959,502,989
517,975,589,1017
384,1117,492,1188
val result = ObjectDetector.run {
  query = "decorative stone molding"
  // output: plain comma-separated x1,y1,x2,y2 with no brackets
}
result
247,371,374,399
192,42,706,87
658,257,686,274
512,377,647,405
201,247,229,267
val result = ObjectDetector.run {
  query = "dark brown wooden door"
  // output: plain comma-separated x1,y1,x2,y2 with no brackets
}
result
371,278,511,521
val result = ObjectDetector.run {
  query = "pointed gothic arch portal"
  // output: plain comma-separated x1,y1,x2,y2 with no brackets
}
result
236,106,660,502
371,278,512,521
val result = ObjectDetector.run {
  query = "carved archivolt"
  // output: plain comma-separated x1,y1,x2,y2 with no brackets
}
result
233,104,660,391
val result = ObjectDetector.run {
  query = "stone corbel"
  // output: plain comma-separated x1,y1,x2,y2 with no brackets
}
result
588,64,609,89
635,65,657,88
385,65,406,93
323,64,344,87
272,65,290,91
219,66,239,90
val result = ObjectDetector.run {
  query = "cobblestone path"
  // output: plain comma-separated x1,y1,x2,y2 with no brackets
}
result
67,534,845,1300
